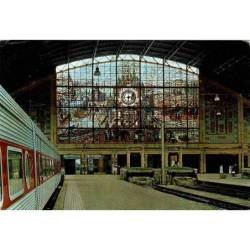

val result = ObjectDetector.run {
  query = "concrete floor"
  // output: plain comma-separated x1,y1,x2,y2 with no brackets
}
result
54,175,217,210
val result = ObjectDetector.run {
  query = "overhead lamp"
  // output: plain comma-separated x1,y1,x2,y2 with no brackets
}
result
214,94,220,102
94,66,101,76
216,111,222,116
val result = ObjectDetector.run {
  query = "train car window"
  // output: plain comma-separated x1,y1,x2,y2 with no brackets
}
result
44,158,48,177
46,159,49,177
48,159,51,177
47,159,51,177
57,160,60,174
25,152,31,189
0,148,2,204
50,160,54,176
55,160,58,174
39,155,43,182
8,148,24,199
37,154,40,182
42,156,46,180
51,160,54,175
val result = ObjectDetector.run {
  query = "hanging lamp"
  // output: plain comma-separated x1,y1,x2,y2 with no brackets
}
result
94,65,101,76
214,94,220,102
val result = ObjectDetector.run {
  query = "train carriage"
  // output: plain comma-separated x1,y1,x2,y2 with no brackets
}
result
0,84,61,210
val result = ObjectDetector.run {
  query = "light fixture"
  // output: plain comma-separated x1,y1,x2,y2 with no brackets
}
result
94,66,101,76
216,111,222,116
214,94,220,102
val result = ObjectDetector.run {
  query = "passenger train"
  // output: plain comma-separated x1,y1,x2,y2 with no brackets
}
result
0,84,61,210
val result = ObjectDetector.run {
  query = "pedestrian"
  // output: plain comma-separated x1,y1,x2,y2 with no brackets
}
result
232,164,236,177
83,165,87,175
219,165,224,178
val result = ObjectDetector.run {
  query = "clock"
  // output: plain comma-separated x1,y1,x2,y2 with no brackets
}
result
121,88,137,106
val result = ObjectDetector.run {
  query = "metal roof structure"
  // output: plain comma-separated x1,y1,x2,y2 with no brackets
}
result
0,40,250,96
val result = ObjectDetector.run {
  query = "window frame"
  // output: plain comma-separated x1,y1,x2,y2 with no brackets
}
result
39,154,43,183
7,146,24,201
46,158,50,178
50,159,54,175
24,151,31,190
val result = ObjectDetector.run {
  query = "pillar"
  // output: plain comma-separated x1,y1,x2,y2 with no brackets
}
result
179,149,183,167
141,153,144,168
80,154,87,174
98,156,104,173
141,148,145,168
161,123,166,184
200,152,206,173
144,154,148,168
50,73,57,144
112,154,117,167
165,150,169,167
127,150,130,168
238,153,244,173
238,94,244,145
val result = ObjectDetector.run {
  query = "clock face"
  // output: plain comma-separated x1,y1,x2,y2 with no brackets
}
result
121,89,137,106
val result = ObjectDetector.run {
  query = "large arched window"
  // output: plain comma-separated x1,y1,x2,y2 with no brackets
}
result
56,55,199,144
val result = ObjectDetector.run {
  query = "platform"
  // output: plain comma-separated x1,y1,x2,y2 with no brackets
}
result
54,175,217,210
197,173,250,187
152,174,250,209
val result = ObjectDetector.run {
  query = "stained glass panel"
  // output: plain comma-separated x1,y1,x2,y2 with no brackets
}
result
117,61,140,87
93,108,116,128
92,87,116,107
141,88,163,107
56,55,199,144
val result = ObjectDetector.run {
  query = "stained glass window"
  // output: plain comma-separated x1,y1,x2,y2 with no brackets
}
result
56,55,199,144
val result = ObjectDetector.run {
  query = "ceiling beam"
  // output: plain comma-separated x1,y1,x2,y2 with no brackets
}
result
140,40,155,58
116,41,126,58
213,55,247,74
166,41,187,60
11,75,53,97
187,50,207,66
92,40,99,61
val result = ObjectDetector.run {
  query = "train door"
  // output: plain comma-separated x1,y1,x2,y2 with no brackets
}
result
64,159,76,175
103,155,112,174
130,153,141,168
148,154,161,168
117,155,127,168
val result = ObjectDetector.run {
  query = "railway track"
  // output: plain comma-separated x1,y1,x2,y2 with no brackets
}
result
196,181,250,200
153,184,250,210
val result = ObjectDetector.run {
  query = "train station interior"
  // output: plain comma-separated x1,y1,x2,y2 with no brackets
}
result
1,40,250,210
0,39,249,212
1,2,250,250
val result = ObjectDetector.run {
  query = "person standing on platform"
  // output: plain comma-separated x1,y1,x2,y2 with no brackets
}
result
83,164,87,175
219,165,224,178
232,164,237,177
